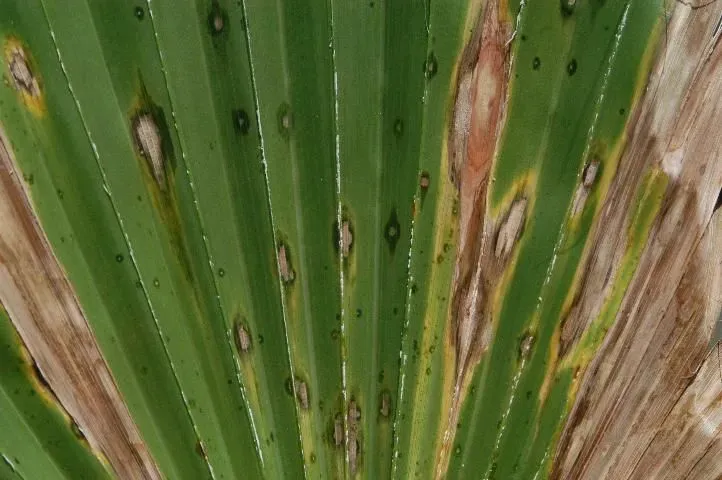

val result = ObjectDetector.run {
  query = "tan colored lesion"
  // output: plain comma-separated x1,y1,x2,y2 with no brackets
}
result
448,0,512,384
132,113,167,190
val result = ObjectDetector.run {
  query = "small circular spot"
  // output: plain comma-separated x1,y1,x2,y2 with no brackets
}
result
208,6,226,35
57,189,64,199
115,254,124,263
218,268,225,277
619,107,625,115
213,15,224,32
387,224,398,238
424,53,438,80
419,171,430,189
393,118,404,137
134,6,145,20
233,109,250,135
153,278,160,288
532,57,541,70
521,35,528,41
567,59,577,76
277,103,292,137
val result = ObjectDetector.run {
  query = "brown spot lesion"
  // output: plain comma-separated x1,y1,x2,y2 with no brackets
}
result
494,197,528,258
132,113,166,190
3,39,44,116
8,47,39,97
233,320,252,353
332,412,344,447
340,220,353,258
291,377,308,410
379,390,391,418
346,399,362,475
277,242,295,283
448,0,513,383
570,159,600,217
440,0,517,471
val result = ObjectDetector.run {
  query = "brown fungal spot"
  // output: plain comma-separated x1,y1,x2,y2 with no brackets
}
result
294,378,309,409
7,46,39,98
520,333,535,360
379,390,391,418
333,413,344,447
494,198,528,258
420,171,431,190
571,160,600,216
70,420,87,441
207,5,227,35
132,113,166,190
213,15,224,32
278,243,295,283
347,400,362,475
340,220,353,258
234,322,251,353
582,160,599,188
195,440,207,458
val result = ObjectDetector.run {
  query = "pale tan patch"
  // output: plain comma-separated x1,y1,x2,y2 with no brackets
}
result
551,3,722,479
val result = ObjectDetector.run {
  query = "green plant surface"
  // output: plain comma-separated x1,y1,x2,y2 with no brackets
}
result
241,0,344,477
390,0,477,477
0,307,111,480
0,0,307,477
140,0,304,477
330,0,428,477
0,0,682,478
447,0,664,478
0,3,212,479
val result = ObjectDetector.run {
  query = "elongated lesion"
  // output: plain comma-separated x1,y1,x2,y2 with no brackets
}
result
448,0,512,387
0,126,160,479
439,0,518,470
